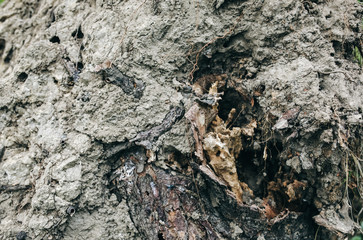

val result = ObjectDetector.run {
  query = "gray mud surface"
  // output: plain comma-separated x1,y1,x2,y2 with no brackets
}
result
0,0,362,239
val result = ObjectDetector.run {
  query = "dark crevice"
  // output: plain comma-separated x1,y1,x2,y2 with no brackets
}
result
158,233,165,240
164,148,190,171
72,25,84,39
50,11,56,22
17,72,28,82
0,38,5,57
218,88,247,125
332,39,362,60
236,139,284,199
191,49,253,82
49,36,60,44
4,47,13,63
76,62,84,70
216,87,317,230
335,60,342,67
215,0,248,10
218,87,260,128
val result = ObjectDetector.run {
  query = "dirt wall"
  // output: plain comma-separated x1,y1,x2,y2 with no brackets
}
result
0,0,362,239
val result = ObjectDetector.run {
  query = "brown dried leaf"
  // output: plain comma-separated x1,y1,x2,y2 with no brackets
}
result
185,104,217,162
240,181,254,196
285,180,307,202
263,199,279,220
203,115,244,203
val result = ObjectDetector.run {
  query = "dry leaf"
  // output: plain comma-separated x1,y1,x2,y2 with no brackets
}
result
263,199,279,220
241,119,257,136
185,104,217,162
285,180,307,202
203,114,244,203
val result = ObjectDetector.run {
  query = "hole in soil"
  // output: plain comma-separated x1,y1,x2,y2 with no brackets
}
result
236,139,284,198
49,36,60,43
17,72,28,82
0,38,5,56
158,233,165,240
332,40,341,53
66,206,76,215
4,47,13,63
77,62,84,70
72,25,84,39
332,39,361,60
218,87,257,128
259,84,265,93
335,60,342,67
216,0,247,10
218,88,316,216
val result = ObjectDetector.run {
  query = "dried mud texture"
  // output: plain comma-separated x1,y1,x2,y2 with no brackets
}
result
0,0,362,239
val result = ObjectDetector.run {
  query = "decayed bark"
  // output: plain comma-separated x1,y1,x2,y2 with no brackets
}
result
108,146,315,240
